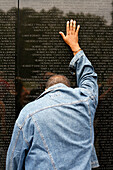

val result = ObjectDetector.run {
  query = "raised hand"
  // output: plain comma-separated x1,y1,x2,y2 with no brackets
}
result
59,19,80,52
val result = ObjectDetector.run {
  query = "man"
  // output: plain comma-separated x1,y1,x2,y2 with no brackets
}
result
6,20,99,169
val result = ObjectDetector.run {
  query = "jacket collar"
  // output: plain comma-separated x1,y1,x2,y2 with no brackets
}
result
37,83,67,99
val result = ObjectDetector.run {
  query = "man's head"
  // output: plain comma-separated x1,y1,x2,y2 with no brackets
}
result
45,74,70,89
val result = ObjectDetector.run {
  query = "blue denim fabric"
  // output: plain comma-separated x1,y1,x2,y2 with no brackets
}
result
6,50,99,170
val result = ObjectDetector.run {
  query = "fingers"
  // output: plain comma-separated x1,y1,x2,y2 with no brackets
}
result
76,25,80,34
59,20,80,40
73,20,76,32
66,21,69,35
66,20,80,35
70,19,73,31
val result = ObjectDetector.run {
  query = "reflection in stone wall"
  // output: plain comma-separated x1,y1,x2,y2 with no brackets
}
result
0,2,113,169
0,3,16,169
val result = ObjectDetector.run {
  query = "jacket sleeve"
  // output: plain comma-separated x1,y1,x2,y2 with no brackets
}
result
69,50,98,106
6,123,29,170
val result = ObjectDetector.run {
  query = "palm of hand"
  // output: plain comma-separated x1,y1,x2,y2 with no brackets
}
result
59,20,80,51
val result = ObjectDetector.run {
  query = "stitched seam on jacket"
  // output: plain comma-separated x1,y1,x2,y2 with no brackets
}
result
88,101,96,168
32,117,57,170
9,129,21,170
18,98,90,129
87,102,92,142
21,127,30,147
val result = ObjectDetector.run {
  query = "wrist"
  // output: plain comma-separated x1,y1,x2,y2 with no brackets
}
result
73,48,81,55
70,43,80,51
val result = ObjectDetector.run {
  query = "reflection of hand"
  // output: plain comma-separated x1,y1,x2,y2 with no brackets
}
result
59,19,80,52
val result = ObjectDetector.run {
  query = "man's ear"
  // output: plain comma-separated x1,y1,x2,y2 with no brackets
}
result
45,88,47,91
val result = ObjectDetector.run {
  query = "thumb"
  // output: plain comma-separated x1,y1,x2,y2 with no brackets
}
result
59,31,66,40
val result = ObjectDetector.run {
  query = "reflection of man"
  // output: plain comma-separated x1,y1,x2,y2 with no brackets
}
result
0,76,10,137
0,81,7,136
15,77,30,119
6,20,99,169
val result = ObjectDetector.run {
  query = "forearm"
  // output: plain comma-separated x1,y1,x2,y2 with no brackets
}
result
69,50,98,103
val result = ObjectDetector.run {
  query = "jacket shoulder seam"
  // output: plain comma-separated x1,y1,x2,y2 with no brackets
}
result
18,98,90,129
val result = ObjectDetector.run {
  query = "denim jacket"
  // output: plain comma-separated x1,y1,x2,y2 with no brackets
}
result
6,50,99,170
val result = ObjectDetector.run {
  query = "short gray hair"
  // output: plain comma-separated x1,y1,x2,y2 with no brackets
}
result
46,74,70,89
